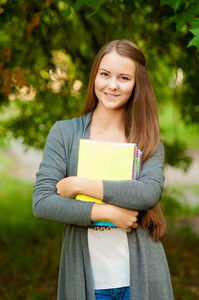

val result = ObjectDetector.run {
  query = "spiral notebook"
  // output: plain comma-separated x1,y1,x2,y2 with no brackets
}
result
75,139,142,226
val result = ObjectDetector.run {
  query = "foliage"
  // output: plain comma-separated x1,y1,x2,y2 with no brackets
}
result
161,186,199,219
159,101,199,149
0,0,198,166
164,140,192,171
161,0,199,49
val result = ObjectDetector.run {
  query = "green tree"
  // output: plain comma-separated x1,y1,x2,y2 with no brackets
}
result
0,0,198,168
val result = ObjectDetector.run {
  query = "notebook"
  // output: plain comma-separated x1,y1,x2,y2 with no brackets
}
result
75,139,142,226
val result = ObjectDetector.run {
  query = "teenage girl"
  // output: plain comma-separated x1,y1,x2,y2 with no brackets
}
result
33,40,174,300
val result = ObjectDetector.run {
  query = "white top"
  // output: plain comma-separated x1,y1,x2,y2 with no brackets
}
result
88,228,130,289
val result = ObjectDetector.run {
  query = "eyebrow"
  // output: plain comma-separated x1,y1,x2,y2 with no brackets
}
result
98,68,133,77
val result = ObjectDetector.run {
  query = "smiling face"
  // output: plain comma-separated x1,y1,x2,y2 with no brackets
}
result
94,51,136,112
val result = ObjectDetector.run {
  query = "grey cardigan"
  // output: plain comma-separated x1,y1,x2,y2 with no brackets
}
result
33,112,174,300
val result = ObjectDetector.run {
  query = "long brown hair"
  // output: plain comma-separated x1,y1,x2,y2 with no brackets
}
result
82,40,166,241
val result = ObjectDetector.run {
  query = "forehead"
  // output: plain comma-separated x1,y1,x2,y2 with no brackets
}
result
98,51,136,75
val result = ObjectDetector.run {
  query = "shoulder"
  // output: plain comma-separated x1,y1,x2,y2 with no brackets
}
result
54,113,92,135
56,115,84,131
48,113,91,139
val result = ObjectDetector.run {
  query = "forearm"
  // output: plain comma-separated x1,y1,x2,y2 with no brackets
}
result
91,203,138,232
33,183,94,226
77,177,103,201
103,179,163,210
77,176,163,212
63,175,162,212
90,203,110,221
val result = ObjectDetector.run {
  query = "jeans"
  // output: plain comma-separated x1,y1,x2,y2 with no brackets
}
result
95,287,130,300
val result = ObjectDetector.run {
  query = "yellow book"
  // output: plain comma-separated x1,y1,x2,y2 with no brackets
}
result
75,139,137,226
76,139,136,203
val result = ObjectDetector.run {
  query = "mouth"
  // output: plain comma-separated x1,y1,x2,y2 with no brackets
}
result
104,92,120,99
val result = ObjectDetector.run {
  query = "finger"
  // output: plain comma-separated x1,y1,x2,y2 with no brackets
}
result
126,227,132,233
132,217,138,223
131,223,138,229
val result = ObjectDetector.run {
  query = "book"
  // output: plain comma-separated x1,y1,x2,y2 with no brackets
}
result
75,139,142,226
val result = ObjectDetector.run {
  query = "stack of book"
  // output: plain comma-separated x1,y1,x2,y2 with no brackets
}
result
75,139,142,227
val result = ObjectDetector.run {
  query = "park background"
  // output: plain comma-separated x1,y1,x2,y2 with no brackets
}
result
0,0,199,299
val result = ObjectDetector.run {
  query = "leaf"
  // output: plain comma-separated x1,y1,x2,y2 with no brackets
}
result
190,28,199,36
173,0,182,11
188,26,199,50
100,8,110,22
187,36,199,49
72,0,101,14
86,1,102,18
71,0,84,11
188,19,199,27
160,0,182,12
62,6,72,19
182,12,196,24
186,2,199,14
164,15,178,24
176,18,185,30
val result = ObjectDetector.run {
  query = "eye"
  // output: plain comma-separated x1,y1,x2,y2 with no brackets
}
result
120,76,129,81
100,72,109,77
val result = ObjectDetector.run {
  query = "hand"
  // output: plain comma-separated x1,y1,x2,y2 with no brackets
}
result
56,176,79,198
91,203,139,233
108,205,139,232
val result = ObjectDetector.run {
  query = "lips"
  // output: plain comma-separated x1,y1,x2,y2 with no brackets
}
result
104,92,120,99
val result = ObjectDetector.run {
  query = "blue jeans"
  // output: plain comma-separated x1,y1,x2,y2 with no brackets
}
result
95,287,130,300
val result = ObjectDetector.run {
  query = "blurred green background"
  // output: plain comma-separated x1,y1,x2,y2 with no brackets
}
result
0,0,199,299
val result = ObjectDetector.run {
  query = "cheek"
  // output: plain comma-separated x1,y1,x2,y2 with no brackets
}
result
122,82,135,96
95,76,106,92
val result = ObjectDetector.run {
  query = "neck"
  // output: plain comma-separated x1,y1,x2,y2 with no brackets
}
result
92,105,126,131
90,105,127,143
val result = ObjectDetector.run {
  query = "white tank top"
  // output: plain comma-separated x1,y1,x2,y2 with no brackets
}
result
88,228,130,289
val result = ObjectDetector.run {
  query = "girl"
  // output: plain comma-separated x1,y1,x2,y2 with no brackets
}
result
33,40,174,300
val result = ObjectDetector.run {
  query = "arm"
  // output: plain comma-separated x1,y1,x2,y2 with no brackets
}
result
57,141,165,211
58,141,164,211
56,177,139,231
32,122,94,226
103,141,165,210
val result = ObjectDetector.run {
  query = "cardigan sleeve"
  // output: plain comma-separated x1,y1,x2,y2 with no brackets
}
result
32,122,94,226
103,141,165,211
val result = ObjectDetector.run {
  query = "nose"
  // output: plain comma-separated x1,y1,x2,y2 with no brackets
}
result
108,78,118,90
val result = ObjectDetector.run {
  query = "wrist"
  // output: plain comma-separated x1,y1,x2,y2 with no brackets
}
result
91,203,112,221
76,177,87,195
